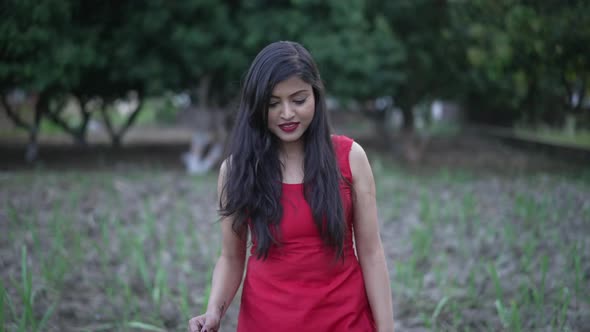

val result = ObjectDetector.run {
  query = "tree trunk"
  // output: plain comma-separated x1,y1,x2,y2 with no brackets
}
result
197,76,211,110
99,107,114,141
400,106,415,134
396,101,429,164
397,86,417,134
111,134,122,148
74,95,91,146
26,92,48,162
361,99,392,146
524,76,540,124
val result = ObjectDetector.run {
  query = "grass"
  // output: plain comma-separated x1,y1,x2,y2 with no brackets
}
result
514,126,590,148
1,170,218,331
1,162,589,331
375,162,588,331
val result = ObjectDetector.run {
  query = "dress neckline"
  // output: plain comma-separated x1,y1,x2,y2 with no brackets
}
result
281,182,304,188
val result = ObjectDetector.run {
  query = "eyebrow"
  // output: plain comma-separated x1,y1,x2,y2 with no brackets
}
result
270,89,311,99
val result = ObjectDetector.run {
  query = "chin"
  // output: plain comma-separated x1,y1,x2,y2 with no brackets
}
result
279,136,302,143
274,132,303,143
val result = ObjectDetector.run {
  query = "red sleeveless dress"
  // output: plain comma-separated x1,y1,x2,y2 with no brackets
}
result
237,135,376,331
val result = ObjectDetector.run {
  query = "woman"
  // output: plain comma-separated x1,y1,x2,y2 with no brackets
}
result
189,41,394,332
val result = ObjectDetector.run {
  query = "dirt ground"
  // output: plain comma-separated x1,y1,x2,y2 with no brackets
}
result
1,129,589,331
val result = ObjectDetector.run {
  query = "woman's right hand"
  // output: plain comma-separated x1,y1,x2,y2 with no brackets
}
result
188,312,221,332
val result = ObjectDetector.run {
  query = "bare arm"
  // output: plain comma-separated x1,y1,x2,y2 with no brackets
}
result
189,161,247,332
349,142,395,332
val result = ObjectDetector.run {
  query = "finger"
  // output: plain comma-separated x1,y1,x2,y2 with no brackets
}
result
202,320,218,332
199,318,209,332
190,317,205,332
189,318,202,332
201,321,215,332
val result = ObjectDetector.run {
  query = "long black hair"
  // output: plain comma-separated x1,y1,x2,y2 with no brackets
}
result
220,41,345,260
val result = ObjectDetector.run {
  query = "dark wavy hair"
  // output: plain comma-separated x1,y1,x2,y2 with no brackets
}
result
220,41,345,260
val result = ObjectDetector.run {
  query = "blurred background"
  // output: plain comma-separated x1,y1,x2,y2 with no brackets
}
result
1,1,589,331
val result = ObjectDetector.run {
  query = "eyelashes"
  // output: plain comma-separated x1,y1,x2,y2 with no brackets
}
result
268,98,307,109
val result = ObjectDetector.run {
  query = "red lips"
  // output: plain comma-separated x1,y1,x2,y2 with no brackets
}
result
278,122,299,133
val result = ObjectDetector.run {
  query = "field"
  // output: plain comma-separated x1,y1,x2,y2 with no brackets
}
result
1,134,589,331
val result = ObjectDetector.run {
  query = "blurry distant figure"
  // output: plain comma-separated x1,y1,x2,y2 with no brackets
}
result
430,100,462,123
178,104,229,175
182,129,224,175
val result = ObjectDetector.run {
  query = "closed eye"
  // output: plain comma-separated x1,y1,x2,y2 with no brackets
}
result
293,98,307,105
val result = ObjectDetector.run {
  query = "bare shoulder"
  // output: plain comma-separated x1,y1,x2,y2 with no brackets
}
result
219,156,234,179
349,141,367,161
219,158,229,175
349,141,371,179
217,158,230,194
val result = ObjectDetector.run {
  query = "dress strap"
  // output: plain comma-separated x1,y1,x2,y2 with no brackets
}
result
331,135,354,183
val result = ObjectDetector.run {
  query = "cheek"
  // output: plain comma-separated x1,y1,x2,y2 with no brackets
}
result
267,110,277,125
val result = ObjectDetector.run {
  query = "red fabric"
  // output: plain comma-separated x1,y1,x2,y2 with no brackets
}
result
237,135,376,331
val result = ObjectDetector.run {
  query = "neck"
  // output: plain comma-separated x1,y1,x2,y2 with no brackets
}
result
278,139,305,162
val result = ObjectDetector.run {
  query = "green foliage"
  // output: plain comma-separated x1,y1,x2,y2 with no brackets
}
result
449,0,590,125
370,0,453,103
2,0,589,144
1,1,78,91
303,0,406,100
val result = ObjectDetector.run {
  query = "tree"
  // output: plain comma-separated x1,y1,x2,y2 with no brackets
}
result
364,0,453,134
0,0,91,160
1,0,242,157
447,0,590,126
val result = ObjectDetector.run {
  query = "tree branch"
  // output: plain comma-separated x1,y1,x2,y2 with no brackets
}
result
1,94,32,131
116,91,144,140
100,105,116,137
45,108,78,137
73,94,91,145
99,102,120,146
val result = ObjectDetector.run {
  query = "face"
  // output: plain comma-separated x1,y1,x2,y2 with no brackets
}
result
267,76,315,145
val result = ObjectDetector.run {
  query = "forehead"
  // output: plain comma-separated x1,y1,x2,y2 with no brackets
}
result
271,76,312,97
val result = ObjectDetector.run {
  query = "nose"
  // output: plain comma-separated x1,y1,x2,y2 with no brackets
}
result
280,102,294,120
